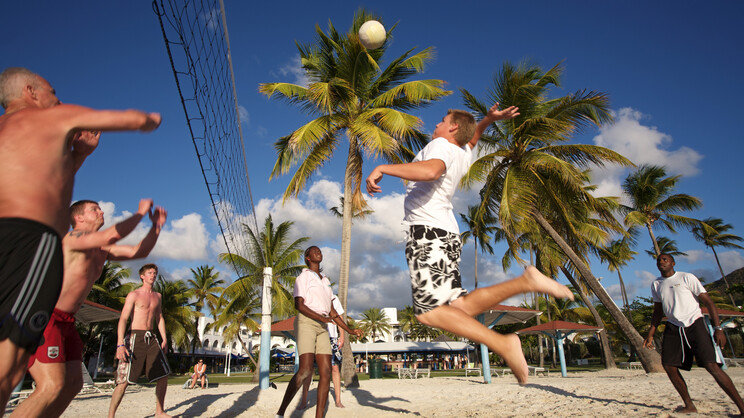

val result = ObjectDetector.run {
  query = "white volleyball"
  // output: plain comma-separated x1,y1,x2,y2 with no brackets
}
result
359,20,386,49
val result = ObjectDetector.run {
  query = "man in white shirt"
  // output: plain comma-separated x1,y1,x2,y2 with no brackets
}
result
644,253,744,414
365,104,574,384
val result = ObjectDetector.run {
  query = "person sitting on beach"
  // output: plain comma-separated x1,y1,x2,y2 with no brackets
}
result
366,103,574,384
188,359,207,389
643,253,744,415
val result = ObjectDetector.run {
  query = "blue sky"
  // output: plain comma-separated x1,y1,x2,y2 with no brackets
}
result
2,1,743,316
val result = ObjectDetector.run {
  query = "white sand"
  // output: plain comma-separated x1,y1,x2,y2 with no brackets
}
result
9,367,744,417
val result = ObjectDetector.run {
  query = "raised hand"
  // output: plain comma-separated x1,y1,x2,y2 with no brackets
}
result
141,113,162,132
150,206,167,229
486,102,520,121
137,198,154,216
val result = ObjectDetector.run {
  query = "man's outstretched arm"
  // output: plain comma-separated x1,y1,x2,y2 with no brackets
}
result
467,103,520,149
107,206,167,260
50,104,161,133
64,199,153,251
365,159,446,196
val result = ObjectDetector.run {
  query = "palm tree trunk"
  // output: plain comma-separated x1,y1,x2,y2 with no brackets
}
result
712,246,737,306
236,335,259,382
533,210,663,372
646,223,660,258
474,238,479,289
561,266,616,369
339,139,359,387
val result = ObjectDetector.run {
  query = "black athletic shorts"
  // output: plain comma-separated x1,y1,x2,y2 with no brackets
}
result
0,218,63,351
662,317,721,371
117,330,171,384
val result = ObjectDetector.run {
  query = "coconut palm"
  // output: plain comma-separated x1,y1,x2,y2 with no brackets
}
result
398,305,418,341
219,214,308,320
644,236,687,259
692,217,744,305
154,276,195,352
212,283,262,377
359,307,392,341
460,205,502,289
329,196,374,220
598,238,637,315
259,9,450,384
462,61,663,371
187,265,225,361
622,164,702,257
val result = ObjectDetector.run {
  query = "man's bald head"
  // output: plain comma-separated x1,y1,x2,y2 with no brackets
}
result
0,67,43,109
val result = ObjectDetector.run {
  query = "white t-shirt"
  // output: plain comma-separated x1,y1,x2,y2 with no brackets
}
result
651,271,707,327
327,297,344,338
403,137,473,234
293,269,333,316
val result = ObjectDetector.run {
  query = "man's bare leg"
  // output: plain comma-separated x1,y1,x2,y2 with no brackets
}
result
11,360,83,417
107,382,128,418
703,362,744,414
0,341,30,415
662,365,696,413
314,355,331,418
154,376,171,418
331,364,344,408
417,267,573,384
299,374,312,409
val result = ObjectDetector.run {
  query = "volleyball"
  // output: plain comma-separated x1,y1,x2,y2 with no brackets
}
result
359,20,386,49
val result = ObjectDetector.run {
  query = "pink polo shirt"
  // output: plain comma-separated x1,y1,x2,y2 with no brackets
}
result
293,268,333,316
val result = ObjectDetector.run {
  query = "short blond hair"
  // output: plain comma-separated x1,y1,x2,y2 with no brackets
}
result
447,109,476,146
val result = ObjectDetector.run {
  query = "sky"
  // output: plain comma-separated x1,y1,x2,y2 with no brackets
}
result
2,1,744,318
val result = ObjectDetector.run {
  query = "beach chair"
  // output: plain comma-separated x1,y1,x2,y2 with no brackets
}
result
80,363,115,394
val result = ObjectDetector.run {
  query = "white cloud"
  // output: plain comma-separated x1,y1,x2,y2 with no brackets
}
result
719,250,744,274
271,56,309,87
680,249,709,264
200,8,220,32
238,105,250,126
589,107,703,200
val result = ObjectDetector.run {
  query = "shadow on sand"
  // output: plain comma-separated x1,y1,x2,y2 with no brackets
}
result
527,383,667,411
346,386,422,416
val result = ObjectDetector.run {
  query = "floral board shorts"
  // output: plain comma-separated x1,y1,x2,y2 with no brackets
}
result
405,224,468,315
330,337,343,366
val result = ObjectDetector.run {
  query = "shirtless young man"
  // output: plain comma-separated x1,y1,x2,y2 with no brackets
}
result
11,199,167,417
0,67,161,411
366,103,574,384
108,264,171,418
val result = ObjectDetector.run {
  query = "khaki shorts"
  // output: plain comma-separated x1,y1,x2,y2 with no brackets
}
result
296,313,332,356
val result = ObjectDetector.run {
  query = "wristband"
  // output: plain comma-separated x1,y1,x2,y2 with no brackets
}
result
715,326,724,331
117,344,126,348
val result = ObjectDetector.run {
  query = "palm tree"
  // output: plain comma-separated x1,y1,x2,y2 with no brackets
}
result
187,265,225,361
692,217,744,305
460,205,502,289
212,283,262,377
622,164,702,257
359,307,391,341
398,306,418,341
462,61,663,371
598,238,637,315
259,9,450,384
644,236,687,259
329,196,374,220
154,276,196,352
219,215,308,320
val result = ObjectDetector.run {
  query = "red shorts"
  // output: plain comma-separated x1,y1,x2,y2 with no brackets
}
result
28,308,83,367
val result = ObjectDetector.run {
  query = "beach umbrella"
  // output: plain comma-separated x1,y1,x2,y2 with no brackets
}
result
516,320,602,377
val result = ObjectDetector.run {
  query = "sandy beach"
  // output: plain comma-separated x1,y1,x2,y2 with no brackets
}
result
8,367,744,417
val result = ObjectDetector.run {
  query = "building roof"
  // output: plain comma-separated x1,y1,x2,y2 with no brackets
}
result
75,300,121,324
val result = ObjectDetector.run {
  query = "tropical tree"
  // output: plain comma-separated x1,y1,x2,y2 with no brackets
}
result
398,305,417,340
598,238,637,315
359,307,391,341
329,196,374,220
259,9,450,385
460,205,502,289
622,164,702,257
154,276,196,352
219,214,308,320
692,217,744,305
461,61,662,371
212,283,262,377
187,265,225,361
644,236,686,259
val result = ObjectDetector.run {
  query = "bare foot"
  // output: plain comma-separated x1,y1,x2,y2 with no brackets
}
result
523,266,574,300
499,333,529,385
298,399,309,410
155,413,173,418
335,402,345,408
675,405,697,414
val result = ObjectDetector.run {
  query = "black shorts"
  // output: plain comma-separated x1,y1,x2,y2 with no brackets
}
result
116,330,171,384
0,218,63,351
662,317,721,371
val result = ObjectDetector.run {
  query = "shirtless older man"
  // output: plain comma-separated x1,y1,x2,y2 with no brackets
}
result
11,198,167,417
0,67,160,410
108,264,171,418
